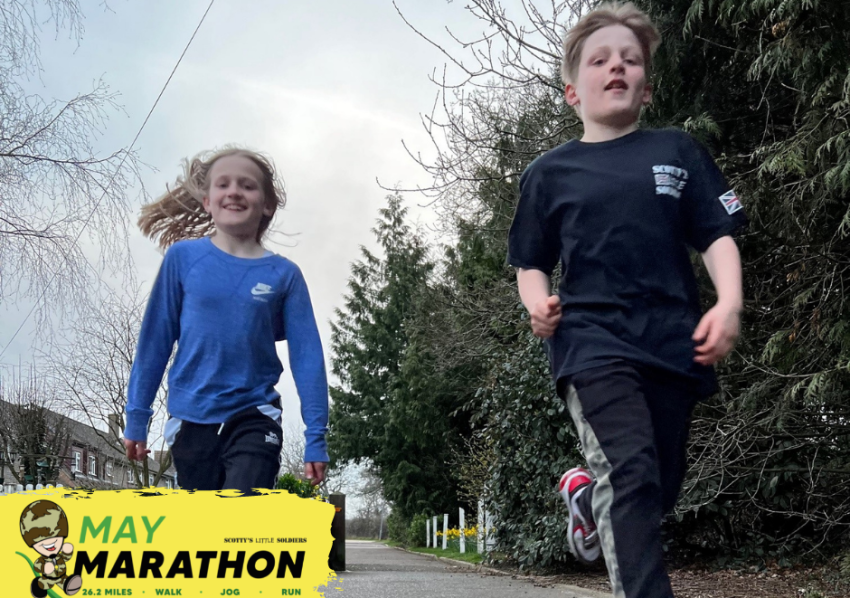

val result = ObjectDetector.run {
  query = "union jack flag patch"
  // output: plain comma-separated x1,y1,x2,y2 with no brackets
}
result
719,190,742,215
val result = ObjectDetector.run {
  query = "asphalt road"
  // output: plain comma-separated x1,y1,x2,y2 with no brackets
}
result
322,541,611,598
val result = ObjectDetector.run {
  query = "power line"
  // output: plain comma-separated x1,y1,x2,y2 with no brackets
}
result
0,0,217,361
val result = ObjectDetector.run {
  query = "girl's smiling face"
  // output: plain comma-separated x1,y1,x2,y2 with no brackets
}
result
203,154,273,238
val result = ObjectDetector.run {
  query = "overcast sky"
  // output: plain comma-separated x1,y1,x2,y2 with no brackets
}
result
0,0,543,444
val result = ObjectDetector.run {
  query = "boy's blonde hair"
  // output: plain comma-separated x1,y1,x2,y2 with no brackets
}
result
139,147,286,249
561,2,660,85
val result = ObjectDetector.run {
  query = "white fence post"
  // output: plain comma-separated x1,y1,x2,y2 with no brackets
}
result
485,509,495,551
442,514,448,550
2,483,66,496
459,507,465,553
426,518,430,548
477,499,484,553
432,516,437,549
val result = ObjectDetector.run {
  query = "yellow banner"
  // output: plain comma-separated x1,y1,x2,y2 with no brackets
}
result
3,489,339,598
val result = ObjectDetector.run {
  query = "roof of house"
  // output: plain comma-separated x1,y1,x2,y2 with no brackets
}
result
0,399,175,477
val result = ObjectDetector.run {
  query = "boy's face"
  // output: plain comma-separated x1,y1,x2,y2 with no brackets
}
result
565,24,651,129
33,536,65,557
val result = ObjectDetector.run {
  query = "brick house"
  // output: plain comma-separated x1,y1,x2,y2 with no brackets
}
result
0,402,177,493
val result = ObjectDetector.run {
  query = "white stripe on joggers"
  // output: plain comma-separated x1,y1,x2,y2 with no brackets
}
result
566,384,625,598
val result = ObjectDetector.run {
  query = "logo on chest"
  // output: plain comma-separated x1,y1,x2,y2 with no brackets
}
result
251,282,273,302
652,165,688,199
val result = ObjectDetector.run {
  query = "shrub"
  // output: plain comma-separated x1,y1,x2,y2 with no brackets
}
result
387,509,409,545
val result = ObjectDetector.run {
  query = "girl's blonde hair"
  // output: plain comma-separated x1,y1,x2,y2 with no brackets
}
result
139,147,286,249
561,1,660,85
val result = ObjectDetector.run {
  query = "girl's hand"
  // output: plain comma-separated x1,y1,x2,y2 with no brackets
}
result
123,439,151,462
530,295,562,338
693,303,741,365
305,462,327,486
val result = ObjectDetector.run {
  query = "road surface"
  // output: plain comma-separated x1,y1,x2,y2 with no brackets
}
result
323,541,610,598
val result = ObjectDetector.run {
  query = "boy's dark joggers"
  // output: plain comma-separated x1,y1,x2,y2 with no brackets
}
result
164,401,284,494
560,362,699,598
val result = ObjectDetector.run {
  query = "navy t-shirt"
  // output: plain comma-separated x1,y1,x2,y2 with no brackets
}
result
507,128,748,395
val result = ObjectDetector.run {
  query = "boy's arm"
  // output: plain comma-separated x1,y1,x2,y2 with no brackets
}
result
517,268,561,339
693,235,743,365
509,161,561,338
517,268,550,312
677,132,748,365
701,235,743,312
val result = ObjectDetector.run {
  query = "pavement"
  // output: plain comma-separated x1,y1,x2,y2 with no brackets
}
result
321,540,611,598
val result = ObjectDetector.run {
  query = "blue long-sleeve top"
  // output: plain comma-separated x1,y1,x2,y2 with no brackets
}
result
125,237,329,463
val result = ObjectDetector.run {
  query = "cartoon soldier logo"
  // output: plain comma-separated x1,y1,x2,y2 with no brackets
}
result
20,500,83,597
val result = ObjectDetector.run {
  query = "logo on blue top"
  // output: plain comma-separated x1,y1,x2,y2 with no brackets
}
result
252,283,273,303
251,283,273,296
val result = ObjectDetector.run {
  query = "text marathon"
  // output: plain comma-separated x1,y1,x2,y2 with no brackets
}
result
73,550,306,579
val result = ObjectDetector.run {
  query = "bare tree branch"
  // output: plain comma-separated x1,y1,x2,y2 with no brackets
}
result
0,1,142,326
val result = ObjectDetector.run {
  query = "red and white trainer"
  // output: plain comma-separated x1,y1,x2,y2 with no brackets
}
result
558,467,600,564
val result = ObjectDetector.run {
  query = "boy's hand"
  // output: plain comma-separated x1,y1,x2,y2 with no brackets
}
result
305,462,327,486
692,303,741,365
62,543,74,555
44,562,55,575
123,439,151,462
530,295,562,338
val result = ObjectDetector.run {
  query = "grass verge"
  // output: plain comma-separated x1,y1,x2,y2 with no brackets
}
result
398,545,483,565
